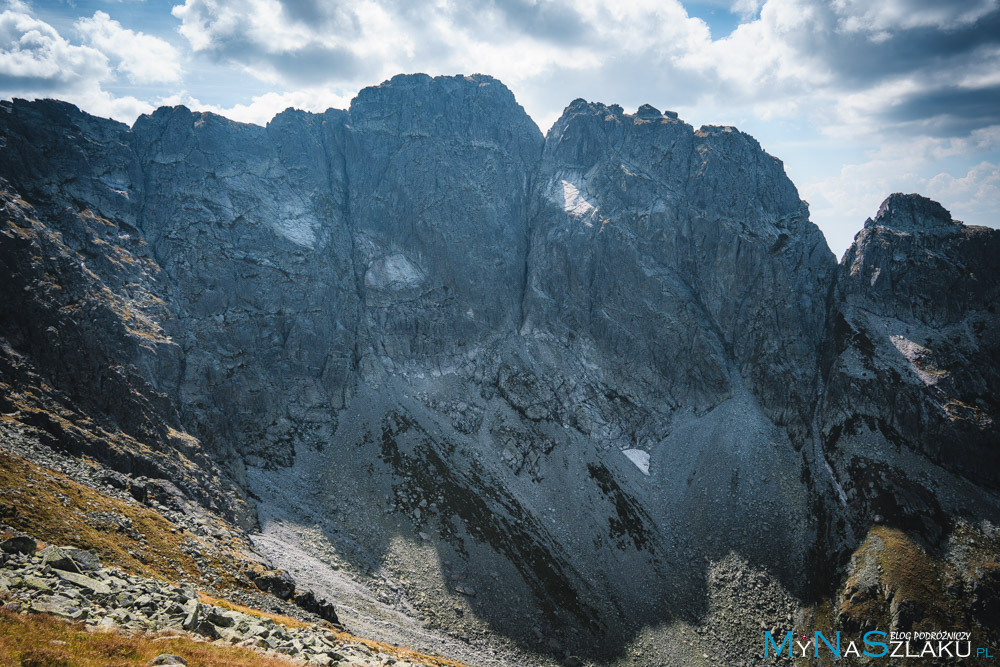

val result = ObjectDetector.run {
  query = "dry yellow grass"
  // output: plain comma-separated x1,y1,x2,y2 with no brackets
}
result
838,525,955,633
868,526,944,615
0,450,237,589
0,451,466,666
0,609,298,667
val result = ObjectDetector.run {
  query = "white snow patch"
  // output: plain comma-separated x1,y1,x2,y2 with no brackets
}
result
547,173,597,219
365,253,426,290
622,448,650,475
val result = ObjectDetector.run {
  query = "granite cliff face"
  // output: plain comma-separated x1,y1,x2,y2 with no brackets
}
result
825,194,1000,491
1,74,998,665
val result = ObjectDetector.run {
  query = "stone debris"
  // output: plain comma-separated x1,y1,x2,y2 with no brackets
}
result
0,538,437,666
148,655,188,666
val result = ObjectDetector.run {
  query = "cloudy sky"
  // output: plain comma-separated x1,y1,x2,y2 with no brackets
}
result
2,0,998,254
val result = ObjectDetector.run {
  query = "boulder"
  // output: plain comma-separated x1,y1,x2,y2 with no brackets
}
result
23,575,52,593
293,590,340,625
39,545,82,573
205,608,235,628
60,547,101,572
181,600,201,631
54,569,111,595
30,595,88,620
0,536,35,555
251,569,295,600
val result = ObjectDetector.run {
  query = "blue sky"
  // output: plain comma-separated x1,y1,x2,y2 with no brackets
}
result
3,0,998,255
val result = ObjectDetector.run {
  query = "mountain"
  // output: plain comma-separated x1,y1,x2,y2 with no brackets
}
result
1,73,998,666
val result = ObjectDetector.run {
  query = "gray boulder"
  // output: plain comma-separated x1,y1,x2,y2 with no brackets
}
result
0,536,35,555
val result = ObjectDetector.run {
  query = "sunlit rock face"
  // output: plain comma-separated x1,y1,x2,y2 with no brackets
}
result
821,193,1000,537
527,98,836,440
2,75,998,664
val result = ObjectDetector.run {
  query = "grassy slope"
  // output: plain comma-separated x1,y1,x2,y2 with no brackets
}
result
0,449,465,667
0,609,298,667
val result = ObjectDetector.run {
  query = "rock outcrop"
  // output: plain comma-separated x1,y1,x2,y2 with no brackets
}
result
821,193,1000,537
2,74,999,665
0,538,406,666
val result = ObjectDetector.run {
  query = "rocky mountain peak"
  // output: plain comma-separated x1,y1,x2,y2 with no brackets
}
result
867,191,959,233
348,73,542,152
635,103,662,118
2,74,999,667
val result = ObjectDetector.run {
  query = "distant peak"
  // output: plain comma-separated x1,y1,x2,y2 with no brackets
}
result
154,104,192,116
869,193,959,233
557,99,679,125
371,72,503,92
346,72,542,147
636,104,662,118
351,72,522,114
565,98,593,112
386,72,433,86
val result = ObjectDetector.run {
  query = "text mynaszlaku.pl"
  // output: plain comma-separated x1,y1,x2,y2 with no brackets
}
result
764,630,992,659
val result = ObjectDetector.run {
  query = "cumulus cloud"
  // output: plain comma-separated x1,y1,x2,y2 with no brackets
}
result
171,0,375,84
927,161,1000,216
0,1,152,120
75,11,182,84
831,0,999,33
802,131,1000,254
157,87,354,125
682,0,1000,134
0,2,109,90
168,0,709,99
730,0,764,20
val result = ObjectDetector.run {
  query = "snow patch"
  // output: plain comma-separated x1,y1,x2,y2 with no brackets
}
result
365,253,426,290
622,448,650,476
547,173,597,219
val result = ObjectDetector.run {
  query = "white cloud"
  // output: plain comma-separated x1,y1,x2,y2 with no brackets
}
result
681,0,833,97
173,0,328,55
832,0,1000,33
0,2,109,85
803,135,1000,255
730,0,764,20
0,1,154,121
157,87,354,125
75,11,182,84
168,0,712,100
927,161,1000,217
